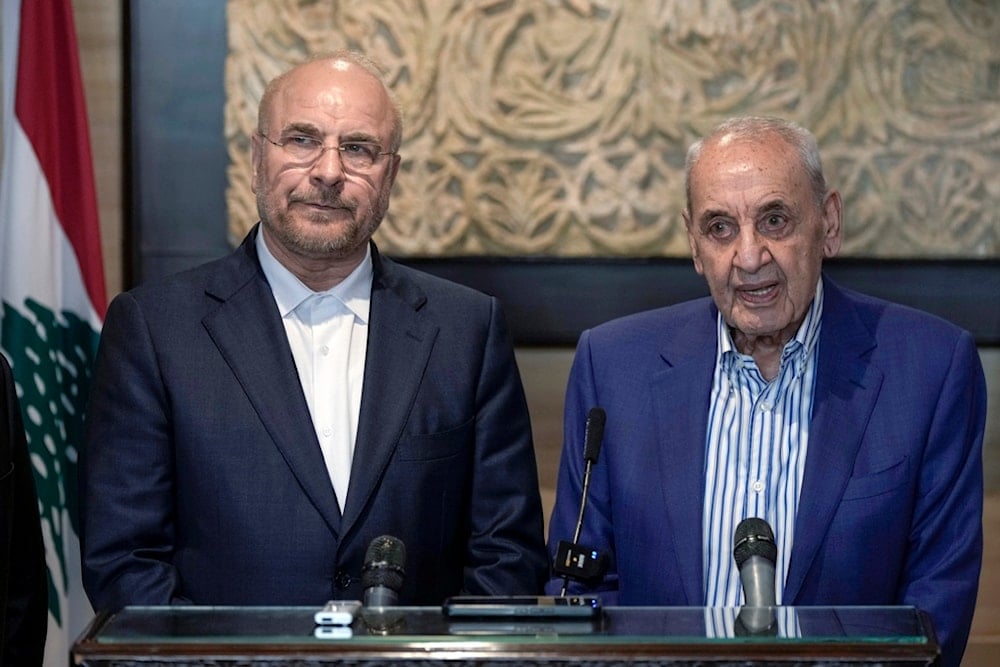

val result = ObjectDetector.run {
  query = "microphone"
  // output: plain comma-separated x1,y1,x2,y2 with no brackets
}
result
554,407,608,595
733,517,777,609
581,407,605,466
361,535,406,607
734,606,778,637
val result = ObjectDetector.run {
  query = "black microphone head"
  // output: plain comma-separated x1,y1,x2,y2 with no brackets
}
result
733,518,777,569
582,407,606,463
361,535,406,590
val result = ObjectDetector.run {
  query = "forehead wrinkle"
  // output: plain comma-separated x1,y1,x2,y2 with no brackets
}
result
756,198,794,216
269,59,393,132
314,88,347,109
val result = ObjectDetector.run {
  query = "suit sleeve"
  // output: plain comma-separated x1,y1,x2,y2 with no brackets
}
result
0,355,47,664
462,296,548,595
899,330,986,667
544,329,621,601
80,292,187,610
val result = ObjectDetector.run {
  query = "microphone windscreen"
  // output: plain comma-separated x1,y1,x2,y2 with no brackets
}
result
361,535,406,590
583,407,606,463
733,517,777,568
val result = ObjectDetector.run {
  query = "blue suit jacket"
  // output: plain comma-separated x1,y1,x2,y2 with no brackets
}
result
547,276,985,666
81,230,547,609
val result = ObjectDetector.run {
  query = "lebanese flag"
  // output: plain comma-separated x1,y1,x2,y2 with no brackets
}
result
1,0,106,664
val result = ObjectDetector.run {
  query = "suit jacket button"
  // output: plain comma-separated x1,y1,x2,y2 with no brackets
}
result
335,570,352,590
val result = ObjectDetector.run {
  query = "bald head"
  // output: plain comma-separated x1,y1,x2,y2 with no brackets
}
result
684,116,827,216
257,51,403,153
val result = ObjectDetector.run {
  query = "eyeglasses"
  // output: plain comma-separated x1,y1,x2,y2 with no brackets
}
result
258,133,395,171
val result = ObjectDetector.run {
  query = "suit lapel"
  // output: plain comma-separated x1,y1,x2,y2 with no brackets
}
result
650,303,717,605
784,279,883,602
340,250,435,539
201,233,343,536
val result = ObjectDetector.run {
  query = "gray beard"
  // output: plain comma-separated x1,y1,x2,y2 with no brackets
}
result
256,182,391,259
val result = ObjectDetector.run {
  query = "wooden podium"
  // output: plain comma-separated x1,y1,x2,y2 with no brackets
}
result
72,605,939,665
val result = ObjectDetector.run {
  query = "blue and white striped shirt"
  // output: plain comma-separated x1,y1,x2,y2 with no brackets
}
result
703,280,824,607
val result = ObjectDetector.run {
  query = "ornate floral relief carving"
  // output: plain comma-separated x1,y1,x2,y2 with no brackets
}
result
225,0,998,258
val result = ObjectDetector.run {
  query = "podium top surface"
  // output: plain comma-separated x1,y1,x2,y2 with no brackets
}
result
73,605,939,665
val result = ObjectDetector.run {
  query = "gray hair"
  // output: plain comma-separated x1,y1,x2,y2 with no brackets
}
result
684,116,827,213
257,50,403,153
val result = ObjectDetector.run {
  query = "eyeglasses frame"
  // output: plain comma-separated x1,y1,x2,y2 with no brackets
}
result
257,132,396,170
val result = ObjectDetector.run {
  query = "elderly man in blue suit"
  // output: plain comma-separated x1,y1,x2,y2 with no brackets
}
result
547,116,986,666
81,50,548,609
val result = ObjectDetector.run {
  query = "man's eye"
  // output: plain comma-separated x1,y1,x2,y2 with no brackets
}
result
760,214,790,235
707,220,734,239
342,142,376,158
286,135,319,148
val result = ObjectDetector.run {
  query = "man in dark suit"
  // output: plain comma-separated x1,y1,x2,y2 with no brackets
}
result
81,50,547,609
1,353,47,664
546,116,986,667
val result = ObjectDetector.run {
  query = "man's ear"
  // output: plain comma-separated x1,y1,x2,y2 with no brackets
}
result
821,189,843,258
250,133,263,194
683,209,704,275
388,152,402,187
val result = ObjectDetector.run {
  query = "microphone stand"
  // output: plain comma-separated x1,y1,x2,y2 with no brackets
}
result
561,456,596,596
554,407,607,595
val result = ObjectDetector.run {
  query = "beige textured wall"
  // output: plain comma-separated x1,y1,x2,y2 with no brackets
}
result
224,0,998,259
73,0,123,300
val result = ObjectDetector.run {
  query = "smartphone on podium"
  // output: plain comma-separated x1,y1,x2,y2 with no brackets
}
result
442,595,601,618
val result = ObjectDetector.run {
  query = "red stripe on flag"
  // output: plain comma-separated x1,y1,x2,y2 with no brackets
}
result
15,0,107,318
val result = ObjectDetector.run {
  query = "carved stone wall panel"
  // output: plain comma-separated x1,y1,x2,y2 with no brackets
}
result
225,0,999,258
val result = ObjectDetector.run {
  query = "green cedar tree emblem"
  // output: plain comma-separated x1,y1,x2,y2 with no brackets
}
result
2,298,99,625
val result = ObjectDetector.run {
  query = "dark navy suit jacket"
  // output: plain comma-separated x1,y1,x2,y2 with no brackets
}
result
547,276,985,667
1,353,47,664
81,230,547,609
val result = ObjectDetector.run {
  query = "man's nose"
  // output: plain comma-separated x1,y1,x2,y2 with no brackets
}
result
733,228,771,273
309,146,346,185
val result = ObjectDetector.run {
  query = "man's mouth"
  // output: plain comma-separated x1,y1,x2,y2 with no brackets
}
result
737,283,779,303
294,199,354,218
302,200,346,209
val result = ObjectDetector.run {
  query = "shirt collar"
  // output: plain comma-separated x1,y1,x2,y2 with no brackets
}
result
256,227,373,322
